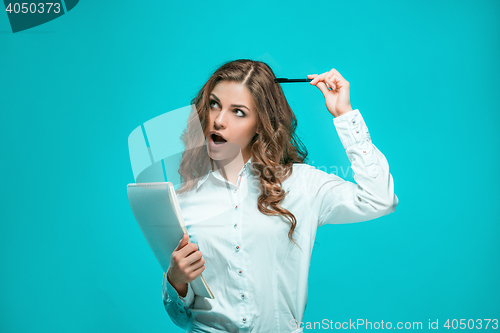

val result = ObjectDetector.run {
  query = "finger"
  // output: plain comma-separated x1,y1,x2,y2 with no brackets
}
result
329,68,345,80
327,70,347,84
312,71,341,88
331,72,349,89
310,72,329,85
310,71,344,95
307,74,318,84
327,74,344,91
186,257,205,273
331,75,344,91
179,242,199,259
309,72,330,85
175,234,189,251
314,80,331,96
186,249,203,263
325,74,336,91
190,264,206,276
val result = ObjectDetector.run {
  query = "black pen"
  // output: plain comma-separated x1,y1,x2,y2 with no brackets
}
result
274,78,313,83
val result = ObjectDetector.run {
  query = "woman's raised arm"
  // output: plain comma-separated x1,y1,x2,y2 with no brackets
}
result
305,68,398,227
302,108,398,227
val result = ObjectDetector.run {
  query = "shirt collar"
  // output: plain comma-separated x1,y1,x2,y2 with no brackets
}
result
196,157,253,190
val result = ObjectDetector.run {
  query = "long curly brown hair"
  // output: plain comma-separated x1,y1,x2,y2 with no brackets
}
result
175,59,309,248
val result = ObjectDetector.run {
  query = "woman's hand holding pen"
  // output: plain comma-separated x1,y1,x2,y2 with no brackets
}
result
167,234,206,297
307,68,353,118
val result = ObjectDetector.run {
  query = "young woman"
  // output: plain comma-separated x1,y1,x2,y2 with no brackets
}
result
162,59,398,332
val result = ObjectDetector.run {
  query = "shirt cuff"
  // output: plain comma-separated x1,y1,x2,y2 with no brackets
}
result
162,271,195,309
332,109,371,150
333,108,379,178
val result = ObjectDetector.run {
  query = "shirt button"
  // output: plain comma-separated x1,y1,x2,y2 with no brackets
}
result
238,270,243,276
241,293,245,299
235,245,240,252
243,318,247,323
235,205,238,209
234,188,238,192
234,223,237,228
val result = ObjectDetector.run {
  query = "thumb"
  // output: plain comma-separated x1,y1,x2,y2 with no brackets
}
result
314,81,331,98
307,74,330,96
175,233,189,251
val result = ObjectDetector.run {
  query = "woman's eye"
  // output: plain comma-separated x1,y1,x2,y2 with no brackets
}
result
209,100,219,108
209,99,245,117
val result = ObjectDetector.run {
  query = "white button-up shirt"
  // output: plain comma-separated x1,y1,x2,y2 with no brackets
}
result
162,109,399,332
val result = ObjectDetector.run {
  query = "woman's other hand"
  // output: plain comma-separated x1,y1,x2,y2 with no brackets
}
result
307,68,353,118
167,234,206,295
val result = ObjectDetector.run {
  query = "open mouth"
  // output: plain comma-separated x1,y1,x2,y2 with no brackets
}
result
211,133,227,145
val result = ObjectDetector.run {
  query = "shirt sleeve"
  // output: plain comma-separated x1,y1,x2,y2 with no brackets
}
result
304,109,399,227
162,271,195,329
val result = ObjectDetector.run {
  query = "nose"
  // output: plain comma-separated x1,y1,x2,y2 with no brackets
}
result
213,109,228,129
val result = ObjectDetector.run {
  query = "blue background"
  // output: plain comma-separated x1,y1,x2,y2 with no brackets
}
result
1,0,499,331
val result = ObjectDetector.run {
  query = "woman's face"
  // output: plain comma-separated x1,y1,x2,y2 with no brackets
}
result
206,81,259,162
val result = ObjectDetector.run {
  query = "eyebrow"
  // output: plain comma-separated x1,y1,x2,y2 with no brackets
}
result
210,94,250,111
